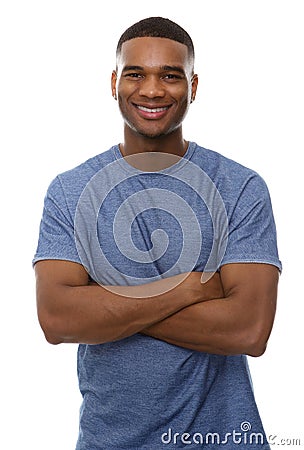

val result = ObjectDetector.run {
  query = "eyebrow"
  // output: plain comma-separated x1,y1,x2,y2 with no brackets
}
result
122,65,186,75
122,65,144,73
161,65,186,75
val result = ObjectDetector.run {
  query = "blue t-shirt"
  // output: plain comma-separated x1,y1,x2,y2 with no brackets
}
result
33,142,281,449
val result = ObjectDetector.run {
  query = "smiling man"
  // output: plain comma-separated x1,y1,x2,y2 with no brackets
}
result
33,17,281,449
112,34,197,145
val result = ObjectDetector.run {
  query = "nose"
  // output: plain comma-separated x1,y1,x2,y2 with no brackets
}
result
138,75,165,98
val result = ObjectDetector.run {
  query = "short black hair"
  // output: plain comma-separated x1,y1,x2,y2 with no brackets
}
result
116,17,195,62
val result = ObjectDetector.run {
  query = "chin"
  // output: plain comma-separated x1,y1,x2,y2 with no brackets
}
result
134,125,179,140
126,117,180,140
139,131,166,139
129,125,166,140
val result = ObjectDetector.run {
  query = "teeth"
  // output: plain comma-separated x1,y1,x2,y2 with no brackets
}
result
137,105,168,113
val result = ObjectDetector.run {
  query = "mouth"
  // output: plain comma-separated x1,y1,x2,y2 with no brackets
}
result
133,103,172,119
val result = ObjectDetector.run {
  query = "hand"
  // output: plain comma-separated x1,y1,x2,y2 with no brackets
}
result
180,271,225,304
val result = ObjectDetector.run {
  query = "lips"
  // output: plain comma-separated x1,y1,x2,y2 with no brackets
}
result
134,103,172,119
137,105,170,113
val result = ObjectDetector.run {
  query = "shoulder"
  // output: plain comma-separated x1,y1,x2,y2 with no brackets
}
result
190,142,257,178
58,145,117,185
189,142,269,198
46,145,118,199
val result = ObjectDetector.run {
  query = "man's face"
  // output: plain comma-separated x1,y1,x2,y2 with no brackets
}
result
112,37,198,139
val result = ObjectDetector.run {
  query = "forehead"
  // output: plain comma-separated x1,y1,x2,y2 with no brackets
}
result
117,37,192,71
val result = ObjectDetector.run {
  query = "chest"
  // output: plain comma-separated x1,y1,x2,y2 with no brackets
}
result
75,171,217,285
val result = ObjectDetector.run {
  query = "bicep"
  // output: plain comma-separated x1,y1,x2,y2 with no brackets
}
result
35,259,89,287
220,262,279,307
35,260,89,314
220,262,279,351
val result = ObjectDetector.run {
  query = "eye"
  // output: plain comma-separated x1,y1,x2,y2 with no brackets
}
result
124,73,143,79
163,74,183,82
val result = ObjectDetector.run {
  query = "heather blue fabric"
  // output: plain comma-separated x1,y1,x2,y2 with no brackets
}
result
33,142,281,449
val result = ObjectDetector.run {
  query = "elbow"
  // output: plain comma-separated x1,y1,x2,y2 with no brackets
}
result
45,336,62,345
44,331,63,346
246,340,267,357
37,310,64,345
242,324,271,357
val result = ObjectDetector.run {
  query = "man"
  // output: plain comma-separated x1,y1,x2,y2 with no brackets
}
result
33,17,281,449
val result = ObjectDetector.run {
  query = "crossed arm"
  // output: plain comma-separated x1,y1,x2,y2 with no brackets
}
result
35,260,279,356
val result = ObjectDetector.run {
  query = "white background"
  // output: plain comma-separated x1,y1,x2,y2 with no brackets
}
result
1,1,303,448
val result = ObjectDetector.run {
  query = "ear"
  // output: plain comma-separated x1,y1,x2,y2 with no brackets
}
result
111,70,117,100
190,74,198,103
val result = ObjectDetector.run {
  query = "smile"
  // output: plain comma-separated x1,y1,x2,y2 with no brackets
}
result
136,105,170,113
133,103,172,120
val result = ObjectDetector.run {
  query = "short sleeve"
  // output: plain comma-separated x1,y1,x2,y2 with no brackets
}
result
220,173,282,271
32,176,81,266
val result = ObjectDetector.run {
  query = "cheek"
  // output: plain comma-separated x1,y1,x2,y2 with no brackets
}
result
117,80,136,97
175,89,191,111
168,85,191,104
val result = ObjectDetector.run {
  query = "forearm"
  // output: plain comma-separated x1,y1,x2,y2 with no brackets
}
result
142,264,278,357
54,284,186,344
142,298,246,355
37,271,207,345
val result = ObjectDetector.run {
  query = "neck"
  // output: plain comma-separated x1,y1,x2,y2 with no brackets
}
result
120,126,188,158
